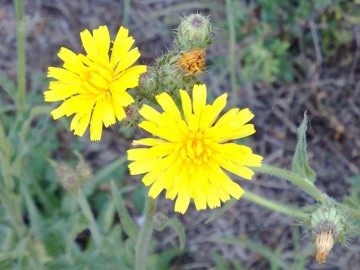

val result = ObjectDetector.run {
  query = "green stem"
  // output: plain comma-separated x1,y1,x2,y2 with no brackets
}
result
225,0,237,105
243,191,309,220
252,164,327,202
135,197,156,270
0,120,13,189
77,189,102,247
122,0,131,27
15,0,26,115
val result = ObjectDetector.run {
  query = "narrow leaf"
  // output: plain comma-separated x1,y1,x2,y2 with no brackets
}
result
291,112,316,183
110,180,138,240
0,71,16,101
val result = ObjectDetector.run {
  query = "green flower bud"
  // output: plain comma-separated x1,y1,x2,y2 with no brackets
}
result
60,171,82,194
74,151,92,183
175,13,212,51
152,212,168,232
137,67,158,102
119,101,143,137
311,206,346,236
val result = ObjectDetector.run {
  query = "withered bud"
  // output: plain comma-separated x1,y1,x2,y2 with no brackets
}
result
316,230,334,263
178,48,206,75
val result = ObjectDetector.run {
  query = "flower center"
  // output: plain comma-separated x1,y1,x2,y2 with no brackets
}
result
180,131,212,165
83,63,113,95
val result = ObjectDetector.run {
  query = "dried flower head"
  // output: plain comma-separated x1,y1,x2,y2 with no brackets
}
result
316,230,334,263
179,48,206,75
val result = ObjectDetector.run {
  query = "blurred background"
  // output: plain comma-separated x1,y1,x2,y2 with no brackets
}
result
1,0,360,269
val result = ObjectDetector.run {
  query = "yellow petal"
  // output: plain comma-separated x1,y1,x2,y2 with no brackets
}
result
111,96,126,121
71,112,91,137
139,104,161,123
93,25,110,61
132,138,166,146
111,27,134,66
148,177,165,198
192,84,207,116
47,67,81,83
175,193,190,214
155,92,182,121
180,89,192,123
80,29,96,57
90,103,103,141
128,159,158,175
114,48,140,74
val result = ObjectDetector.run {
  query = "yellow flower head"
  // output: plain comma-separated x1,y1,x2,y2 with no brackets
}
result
44,25,146,141
128,84,263,214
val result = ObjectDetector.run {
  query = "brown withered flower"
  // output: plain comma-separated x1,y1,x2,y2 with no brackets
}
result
178,48,206,75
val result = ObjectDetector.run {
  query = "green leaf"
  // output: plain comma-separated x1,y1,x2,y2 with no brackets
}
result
110,180,138,240
291,112,316,183
210,237,290,269
0,71,16,101
213,251,231,270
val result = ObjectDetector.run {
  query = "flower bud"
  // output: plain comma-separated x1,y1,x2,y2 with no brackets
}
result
76,163,92,183
137,67,158,101
60,171,82,194
152,212,168,232
119,101,143,136
175,14,212,51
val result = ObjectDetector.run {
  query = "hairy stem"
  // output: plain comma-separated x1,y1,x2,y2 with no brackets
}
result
253,164,327,202
243,190,309,219
135,197,156,270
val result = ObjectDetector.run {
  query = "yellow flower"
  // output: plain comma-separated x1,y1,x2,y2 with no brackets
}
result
44,25,146,141
128,84,263,214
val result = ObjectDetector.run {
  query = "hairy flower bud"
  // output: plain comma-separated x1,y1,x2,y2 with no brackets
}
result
175,14,212,51
137,68,158,101
153,212,168,232
60,171,82,194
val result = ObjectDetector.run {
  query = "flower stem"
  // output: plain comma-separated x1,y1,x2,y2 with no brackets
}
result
225,0,237,105
77,188,102,247
252,164,327,202
15,0,26,115
243,190,309,220
135,197,156,270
